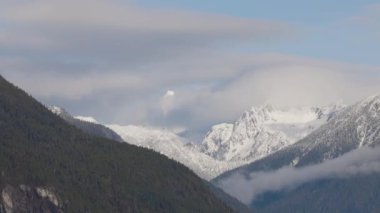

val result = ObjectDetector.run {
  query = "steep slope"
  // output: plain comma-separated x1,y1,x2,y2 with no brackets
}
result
214,95,380,183
201,105,343,163
49,106,123,142
107,125,240,180
0,75,233,212
213,95,380,211
105,105,342,180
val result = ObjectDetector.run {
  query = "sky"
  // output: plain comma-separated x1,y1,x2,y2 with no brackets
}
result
1,0,380,137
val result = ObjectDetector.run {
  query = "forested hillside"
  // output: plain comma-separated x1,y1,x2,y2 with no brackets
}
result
0,75,232,212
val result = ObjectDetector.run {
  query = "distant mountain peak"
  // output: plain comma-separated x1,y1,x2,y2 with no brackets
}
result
214,95,380,181
201,104,345,163
48,105,123,142
213,95,380,211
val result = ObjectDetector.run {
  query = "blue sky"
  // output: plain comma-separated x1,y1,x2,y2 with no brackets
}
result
148,0,380,64
1,0,380,135
136,0,372,22
135,0,380,65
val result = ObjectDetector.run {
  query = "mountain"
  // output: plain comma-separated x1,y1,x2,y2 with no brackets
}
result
48,107,241,180
213,95,380,211
49,106,124,142
214,95,380,182
224,146,380,212
107,125,240,180
0,75,233,212
201,105,343,163
101,105,341,180
53,101,344,183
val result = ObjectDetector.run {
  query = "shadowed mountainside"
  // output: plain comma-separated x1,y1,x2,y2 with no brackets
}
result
0,75,233,212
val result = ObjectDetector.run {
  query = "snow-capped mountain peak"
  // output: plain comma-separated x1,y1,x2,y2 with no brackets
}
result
48,103,346,180
214,94,380,187
201,104,345,163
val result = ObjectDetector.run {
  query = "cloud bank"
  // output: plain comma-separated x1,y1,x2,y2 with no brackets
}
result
1,0,380,134
0,0,290,63
218,147,380,204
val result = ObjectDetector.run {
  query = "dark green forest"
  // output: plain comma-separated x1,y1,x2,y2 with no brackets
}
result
0,75,233,212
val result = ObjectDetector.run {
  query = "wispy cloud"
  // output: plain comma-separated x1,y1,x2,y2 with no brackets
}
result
2,53,380,131
159,54,380,130
218,147,380,204
0,0,292,127
1,1,380,133
0,0,292,63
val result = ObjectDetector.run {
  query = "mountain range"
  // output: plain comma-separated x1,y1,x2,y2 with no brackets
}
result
0,75,234,212
46,82,380,212
54,104,344,181
49,108,240,180
200,105,344,163
214,95,380,179
213,95,380,212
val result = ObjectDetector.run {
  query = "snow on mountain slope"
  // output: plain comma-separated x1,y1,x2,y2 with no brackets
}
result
49,103,344,181
74,116,99,124
50,106,98,125
50,106,64,115
107,125,240,180
49,106,76,121
49,106,240,179
48,106,124,142
213,95,380,184
201,105,344,163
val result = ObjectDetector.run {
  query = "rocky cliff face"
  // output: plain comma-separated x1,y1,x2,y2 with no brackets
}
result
0,185,63,213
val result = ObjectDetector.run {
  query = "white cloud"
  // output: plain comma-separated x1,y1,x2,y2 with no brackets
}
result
160,90,176,116
218,147,380,204
3,0,288,34
1,1,379,132
164,90,175,97
2,53,380,131
0,0,293,128
0,0,292,64
2,68,144,99
164,54,380,129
